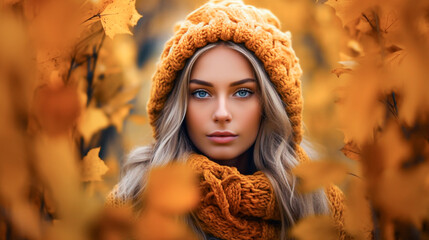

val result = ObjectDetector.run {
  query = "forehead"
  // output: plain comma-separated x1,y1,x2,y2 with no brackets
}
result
190,45,255,82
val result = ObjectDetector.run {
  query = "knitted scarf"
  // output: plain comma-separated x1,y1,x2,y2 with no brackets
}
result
187,154,282,240
105,150,349,239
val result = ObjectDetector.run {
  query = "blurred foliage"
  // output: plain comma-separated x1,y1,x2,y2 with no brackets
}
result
0,0,428,239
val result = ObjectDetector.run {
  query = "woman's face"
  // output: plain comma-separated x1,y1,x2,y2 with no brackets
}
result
185,45,262,161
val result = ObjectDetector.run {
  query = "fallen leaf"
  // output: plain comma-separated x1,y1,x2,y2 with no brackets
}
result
100,0,142,39
82,147,109,182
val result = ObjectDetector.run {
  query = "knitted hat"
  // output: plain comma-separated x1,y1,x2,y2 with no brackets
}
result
147,0,304,144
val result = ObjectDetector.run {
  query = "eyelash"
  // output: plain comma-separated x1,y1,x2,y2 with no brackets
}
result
191,89,211,99
191,88,254,99
234,88,254,98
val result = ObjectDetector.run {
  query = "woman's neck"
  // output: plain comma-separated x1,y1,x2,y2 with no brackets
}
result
210,148,257,175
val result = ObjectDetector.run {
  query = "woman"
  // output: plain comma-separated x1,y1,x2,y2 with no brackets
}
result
107,0,347,239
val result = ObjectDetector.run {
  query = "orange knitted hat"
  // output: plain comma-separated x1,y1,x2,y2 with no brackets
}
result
147,0,304,143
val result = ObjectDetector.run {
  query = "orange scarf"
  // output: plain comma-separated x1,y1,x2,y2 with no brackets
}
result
187,154,282,240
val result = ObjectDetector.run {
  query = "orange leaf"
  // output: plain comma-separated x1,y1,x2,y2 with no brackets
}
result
142,163,200,215
82,147,109,182
292,160,349,193
110,104,133,133
341,141,361,161
325,0,372,27
78,107,109,143
331,67,352,77
291,215,338,240
100,0,142,39
343,177,373,239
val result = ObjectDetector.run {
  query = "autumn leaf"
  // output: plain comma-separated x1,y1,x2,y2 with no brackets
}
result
331,67,352,77
81,0,114,23
341,141,361,161
78,107,110,144
135,207,198,240
100,0,142,39
292,160,349,193
34,85,81,135
128,115,148,125
290,215,338,240
110,104,133,133
103,87,140,115
142,163,200,215
325,0,372,27
82,147,109,182
373,164,429,225
343,177,373,239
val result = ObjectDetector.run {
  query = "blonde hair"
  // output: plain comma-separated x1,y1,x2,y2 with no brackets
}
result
117,41,329,239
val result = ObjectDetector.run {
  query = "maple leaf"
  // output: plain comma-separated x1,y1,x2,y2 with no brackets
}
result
82,147,109,182
341,141,361,161
331,67,352,77
292,160,349,193
100,0,142,39
291,215,338,240
34,85,81,135
343,177,373,239
110,104,133,133
325,0,372,27
142,163,200,215
78,107,110,144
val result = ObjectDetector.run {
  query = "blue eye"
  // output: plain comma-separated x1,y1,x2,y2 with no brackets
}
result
192,89,210,98
234,88,253,98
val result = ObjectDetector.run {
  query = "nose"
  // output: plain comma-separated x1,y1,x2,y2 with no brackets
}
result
213,95,232,123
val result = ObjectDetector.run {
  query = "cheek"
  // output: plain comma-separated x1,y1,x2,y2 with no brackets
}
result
186,101,209,134
232,99,262,132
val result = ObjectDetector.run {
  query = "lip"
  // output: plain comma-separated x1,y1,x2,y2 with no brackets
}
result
207,130,238,144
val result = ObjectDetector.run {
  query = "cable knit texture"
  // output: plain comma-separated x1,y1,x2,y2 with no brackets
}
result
147,0,304,143
188,153,281,240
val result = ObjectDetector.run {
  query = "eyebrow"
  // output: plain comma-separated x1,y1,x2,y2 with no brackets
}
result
189,78,256,87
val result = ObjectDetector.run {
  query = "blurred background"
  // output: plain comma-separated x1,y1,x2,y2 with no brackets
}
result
1,0,428,239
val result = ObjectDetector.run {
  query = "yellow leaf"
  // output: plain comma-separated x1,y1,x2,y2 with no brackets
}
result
325,0,372,27
78,107,109,143
373,164,429,225
110,104,133,133
82,147,109,182
81,0,114,22
100,0,142,39
142,163,200,215
291,215,338,240
128,114,148,125
344,176,373,239
293,160,349,193
136,208,198,240
103,87,140,115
